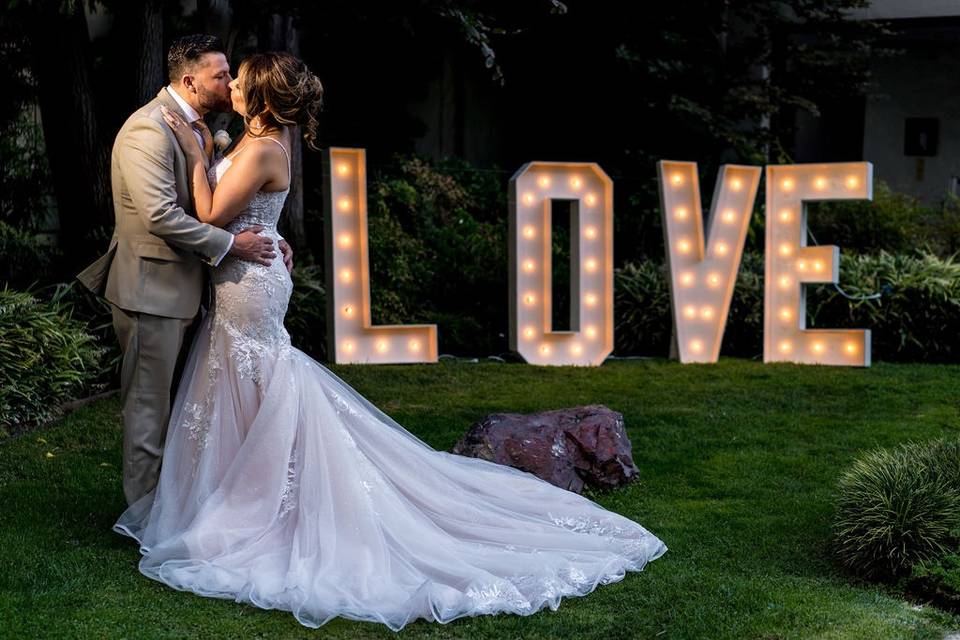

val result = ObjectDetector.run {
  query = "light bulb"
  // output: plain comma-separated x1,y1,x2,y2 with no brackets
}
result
677,239,692,254
585,293,598,306
522,225,536,239
683,305,697,319
778,275,791,289
523,326,536,340
715,242,729,257
339,268,352,283
779,307,792,321
523,192,535,206
342,340,355,353
729,177,743,191
524,293,536,306
846,176,859,189
336,162,350,177
675,207,689,221
343,304,354,318
584,226,598,239
585,193,597,207
539,344,551,355
779,209,792,223
408,339,421,352
670,172,684,187
338,197,351,212
779,243,793,257
538,176,551,188
338,233,353,248
570,343,583,355
814,177,827,190
585,258,598,272
781,178,794,192
812,341,825,354
722,209,737,224
700,306,715,320
813,260,825,273
585,326,598,339
570,176,583,190
797,260,808,272
523,259,536,273
376,339,389,353
778,340,792,354
844,341,858,355
707,273,721,288
680,272,695,287
689,339,704,354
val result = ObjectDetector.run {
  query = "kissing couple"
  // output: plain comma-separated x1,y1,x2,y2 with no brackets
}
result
78,34,666,631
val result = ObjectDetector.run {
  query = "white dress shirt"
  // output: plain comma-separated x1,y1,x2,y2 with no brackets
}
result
165,85,233,266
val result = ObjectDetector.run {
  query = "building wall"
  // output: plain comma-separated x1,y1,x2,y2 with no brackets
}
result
862,39,960,204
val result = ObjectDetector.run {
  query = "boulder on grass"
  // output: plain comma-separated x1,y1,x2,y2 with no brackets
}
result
451,404,639,494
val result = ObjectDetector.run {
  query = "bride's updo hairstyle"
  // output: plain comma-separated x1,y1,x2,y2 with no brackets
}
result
238,52,324,150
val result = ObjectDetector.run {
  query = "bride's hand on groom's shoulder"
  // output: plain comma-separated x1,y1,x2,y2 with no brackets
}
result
160,105,205,160
230,225,276,266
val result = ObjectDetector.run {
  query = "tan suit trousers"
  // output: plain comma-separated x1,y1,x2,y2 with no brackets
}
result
111,305,195,505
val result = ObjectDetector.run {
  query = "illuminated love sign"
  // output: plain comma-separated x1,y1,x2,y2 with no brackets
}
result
321,150,874,368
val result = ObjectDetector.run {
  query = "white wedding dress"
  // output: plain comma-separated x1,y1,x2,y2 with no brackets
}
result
114,137,667,631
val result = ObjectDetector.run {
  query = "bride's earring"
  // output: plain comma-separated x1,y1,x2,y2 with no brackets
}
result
250,116,264,132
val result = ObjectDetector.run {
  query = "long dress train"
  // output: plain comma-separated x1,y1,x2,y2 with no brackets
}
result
114,138,667,631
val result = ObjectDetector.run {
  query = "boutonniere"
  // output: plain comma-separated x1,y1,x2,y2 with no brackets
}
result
213,129,232,157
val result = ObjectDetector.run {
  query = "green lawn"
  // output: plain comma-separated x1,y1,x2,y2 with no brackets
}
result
3,358,960,639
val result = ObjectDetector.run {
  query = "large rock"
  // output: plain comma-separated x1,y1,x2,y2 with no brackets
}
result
451,404,639,494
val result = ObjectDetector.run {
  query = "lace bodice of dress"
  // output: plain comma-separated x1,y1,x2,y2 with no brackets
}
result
200,139,294,387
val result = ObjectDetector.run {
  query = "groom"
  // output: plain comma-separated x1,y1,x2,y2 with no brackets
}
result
78,35,292,506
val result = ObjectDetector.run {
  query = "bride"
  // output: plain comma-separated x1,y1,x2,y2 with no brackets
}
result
116,50,667,631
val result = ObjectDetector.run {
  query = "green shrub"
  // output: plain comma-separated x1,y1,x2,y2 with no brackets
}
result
908,553,960,612
833,441,960,579
0,220,59,289
286,262,327,360
0,287,104,431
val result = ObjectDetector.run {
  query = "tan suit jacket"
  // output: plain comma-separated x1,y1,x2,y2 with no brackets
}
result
78,88,233,319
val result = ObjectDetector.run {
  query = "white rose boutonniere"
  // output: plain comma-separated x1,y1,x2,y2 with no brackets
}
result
213,129,232,157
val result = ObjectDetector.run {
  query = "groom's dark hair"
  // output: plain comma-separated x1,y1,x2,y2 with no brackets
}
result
167,34,226,83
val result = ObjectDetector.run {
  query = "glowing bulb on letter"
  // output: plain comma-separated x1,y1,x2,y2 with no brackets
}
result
674,207,689,221
523,260,536,273
722,209,737,224
779,243,793,257
813,260,825,273
585,326,598,339
585,258,598,272
336,162,350,177
524,293,536,306
779,209,792,223
812,341,825,354
701,306,715,320
846,176,859,189
779,340,792,354
689,339,704,354
538,176,551,188
814,176,827,190
779,307,792,321
408,339,421,352
343,340,355,353
778,275,791,289
677,239,692,254
523,192,535,206
338,197,351,212
729,177,743,191
343,305,354,318
570,176,583,190
523,326,536,340
522,225,536,239
707,273,721,288
670,173,684,187
585,193,597,207
338,233,353,248
585,293,598,307
797,260,808,272
570,343,583,355
680,272,695,287
539,344,551,355
376,339,389,353
845,342,858,355
715,242,729,257
584,226,598,239
781,178,794,192
683,305,697,319
339,268,352,283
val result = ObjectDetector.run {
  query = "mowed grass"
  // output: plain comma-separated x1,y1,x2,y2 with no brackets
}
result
3,358,960,639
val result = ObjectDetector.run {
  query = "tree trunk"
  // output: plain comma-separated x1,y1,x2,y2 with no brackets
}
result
30,0,111,270
261,14,307,252
135,0,164,107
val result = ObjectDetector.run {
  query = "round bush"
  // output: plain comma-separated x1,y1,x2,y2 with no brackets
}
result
833,441,960,578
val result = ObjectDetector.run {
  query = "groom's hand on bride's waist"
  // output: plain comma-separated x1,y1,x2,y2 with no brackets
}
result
278,239,293,274
229,226,276,266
